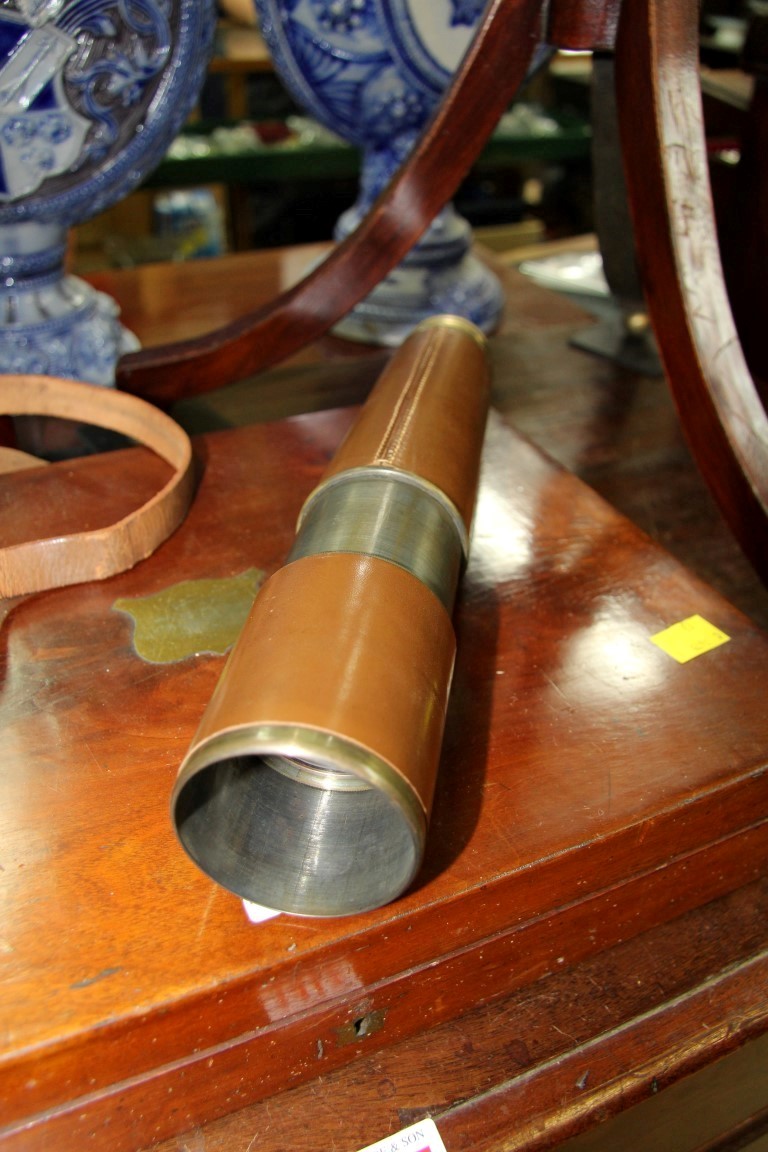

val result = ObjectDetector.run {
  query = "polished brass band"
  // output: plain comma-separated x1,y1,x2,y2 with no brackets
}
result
172,553,456,918
413,313,488,349
316,314,490,537
173,721,427,917
172,315,489,918
292,467,466,611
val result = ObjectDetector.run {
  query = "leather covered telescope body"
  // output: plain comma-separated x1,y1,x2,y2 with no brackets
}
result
172,315,490,916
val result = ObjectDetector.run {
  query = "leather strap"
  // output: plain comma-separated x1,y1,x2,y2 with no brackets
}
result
0,374,194,598
0,445,47,472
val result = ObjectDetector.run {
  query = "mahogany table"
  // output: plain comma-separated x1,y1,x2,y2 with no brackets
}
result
1,248,767,1152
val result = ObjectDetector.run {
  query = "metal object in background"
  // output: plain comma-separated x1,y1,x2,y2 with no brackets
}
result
571,53,662,376
172,314,490,917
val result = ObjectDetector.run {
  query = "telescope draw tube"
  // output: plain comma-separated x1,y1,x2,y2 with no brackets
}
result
171,315,490,916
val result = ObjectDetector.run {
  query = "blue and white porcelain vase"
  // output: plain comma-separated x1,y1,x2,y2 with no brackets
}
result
254,0,503,345
0,0,215,389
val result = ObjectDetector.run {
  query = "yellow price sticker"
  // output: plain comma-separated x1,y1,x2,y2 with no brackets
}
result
650,614,731,664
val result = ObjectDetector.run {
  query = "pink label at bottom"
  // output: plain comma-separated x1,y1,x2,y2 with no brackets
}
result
358,1117,448,1152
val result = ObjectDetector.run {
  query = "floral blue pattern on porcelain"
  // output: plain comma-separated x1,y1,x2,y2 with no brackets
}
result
0,0,215,385
254,0,504,344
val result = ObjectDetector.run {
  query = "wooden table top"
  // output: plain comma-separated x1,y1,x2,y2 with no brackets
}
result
85,242,591,355
2,248,768,1152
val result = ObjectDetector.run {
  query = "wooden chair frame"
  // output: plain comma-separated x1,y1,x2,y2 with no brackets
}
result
116,0,768,582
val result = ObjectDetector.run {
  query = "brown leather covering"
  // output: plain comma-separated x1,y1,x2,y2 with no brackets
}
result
180,550,457,816
316,317,490,535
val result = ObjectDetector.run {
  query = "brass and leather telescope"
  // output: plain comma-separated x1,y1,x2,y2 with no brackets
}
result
172,314,490,916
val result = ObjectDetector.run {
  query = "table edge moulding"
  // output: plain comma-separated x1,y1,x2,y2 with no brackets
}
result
1,359,767,1150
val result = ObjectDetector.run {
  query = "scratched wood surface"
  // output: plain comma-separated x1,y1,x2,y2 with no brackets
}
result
87,242,768,631
0,0,757,1138
2,368,768,1150
146,878,768,1152
616,0,768,581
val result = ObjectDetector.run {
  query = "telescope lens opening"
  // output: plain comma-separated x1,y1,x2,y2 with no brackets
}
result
263,753,372,792
173,752,421,917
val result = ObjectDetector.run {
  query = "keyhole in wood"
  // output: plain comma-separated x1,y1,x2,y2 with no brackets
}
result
353,1014,373,1037
335,1006,387,1046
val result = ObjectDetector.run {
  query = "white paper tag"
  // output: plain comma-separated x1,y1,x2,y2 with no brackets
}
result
357,1117,447,1152
242,899,281,923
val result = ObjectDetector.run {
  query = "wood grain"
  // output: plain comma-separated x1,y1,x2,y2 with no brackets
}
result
144,879,768,1152
2,393,768,1150
616,0,768,581
114,0,543,404
547,0,620,50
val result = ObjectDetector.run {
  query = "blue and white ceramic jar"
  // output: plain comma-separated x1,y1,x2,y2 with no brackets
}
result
254,0,504,345
0,0,215,387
